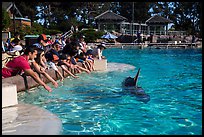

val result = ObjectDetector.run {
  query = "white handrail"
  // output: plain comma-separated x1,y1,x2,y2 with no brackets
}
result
61,30,73,38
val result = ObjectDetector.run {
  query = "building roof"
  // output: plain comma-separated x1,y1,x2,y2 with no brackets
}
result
2,2,23,17
145,14,173,24
95,10,127,21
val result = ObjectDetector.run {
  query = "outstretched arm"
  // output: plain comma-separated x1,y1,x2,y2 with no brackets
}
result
61,65,79,78
55,69,64,81
24,69,52,92
32,61,58,88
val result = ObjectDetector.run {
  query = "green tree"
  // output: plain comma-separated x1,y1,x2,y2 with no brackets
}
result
73,28,104,43
118,2,151,23
13,2,202,37
171,2,201,35
2,8,11,31
149,2,174,19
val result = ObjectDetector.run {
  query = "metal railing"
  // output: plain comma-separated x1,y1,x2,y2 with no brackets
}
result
61,30,73,39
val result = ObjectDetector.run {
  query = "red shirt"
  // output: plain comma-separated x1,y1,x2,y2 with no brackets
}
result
2,55,31,78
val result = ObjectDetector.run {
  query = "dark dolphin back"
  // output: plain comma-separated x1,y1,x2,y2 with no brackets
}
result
122,77,135,87
122,68,150,103
122,68,141,87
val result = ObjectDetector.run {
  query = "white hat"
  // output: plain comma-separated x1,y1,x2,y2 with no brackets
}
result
7,45,22,56
12,45,23,51
98,43,107,49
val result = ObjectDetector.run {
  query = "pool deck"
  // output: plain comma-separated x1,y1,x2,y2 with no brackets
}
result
2,103,62,135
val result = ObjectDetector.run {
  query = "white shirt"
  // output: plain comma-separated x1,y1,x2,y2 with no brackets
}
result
91,48,102,60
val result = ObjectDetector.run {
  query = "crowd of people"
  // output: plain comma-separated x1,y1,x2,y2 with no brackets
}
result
2,33,107,92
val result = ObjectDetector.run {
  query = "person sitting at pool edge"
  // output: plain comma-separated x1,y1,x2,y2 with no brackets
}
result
30,48,59,88
87,42,107,60
2,46,52,92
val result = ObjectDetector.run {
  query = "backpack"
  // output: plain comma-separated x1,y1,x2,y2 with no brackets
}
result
2,53,18,68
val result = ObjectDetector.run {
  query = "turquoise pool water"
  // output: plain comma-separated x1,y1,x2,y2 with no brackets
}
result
18,47,202,135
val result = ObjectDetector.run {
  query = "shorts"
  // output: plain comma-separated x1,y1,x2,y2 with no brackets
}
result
77,59,84,63
71,57,77,65
47,61,58,71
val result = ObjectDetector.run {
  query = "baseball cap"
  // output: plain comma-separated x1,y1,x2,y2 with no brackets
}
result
38,34,48,43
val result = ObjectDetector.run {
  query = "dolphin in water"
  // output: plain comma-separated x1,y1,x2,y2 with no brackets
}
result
122,68,150,103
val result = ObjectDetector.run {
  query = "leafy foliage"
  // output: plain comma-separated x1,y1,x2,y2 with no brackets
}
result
2,9,11,31
8,2,203,37
12,22,61,39
72,29,104,43
152,2,202,36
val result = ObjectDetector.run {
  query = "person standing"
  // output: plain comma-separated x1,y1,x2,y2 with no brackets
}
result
192,35,196,43
71,25,75,32
137,31,141,44
75,26,78,33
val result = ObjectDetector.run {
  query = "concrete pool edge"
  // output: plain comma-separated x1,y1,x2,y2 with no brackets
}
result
2,103,62,135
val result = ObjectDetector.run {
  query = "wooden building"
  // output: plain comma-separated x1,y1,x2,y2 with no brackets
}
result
145,15,173,35
95,10,173,36
2,2,31,32
120,22,148,35
95,10,127,32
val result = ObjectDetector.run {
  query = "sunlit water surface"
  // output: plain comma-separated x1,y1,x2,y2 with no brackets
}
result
18,48,202,135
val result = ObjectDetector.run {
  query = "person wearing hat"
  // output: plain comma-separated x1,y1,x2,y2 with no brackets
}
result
32,34,50,69
78,35,87,53
2,45,23,68
7,45,23,56
7,32,21,51
88,42,107,60
44,43,64,81
32,34,49,51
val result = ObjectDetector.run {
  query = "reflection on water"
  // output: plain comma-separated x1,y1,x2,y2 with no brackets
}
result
106,63,135,72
